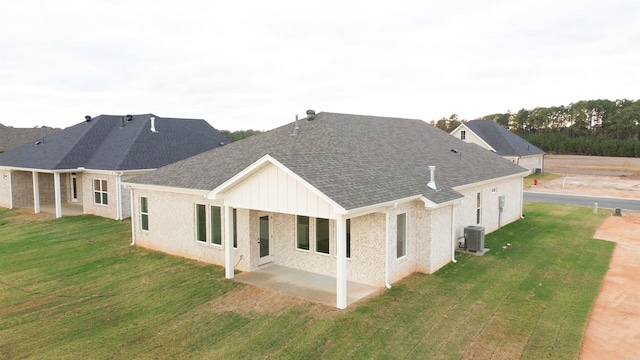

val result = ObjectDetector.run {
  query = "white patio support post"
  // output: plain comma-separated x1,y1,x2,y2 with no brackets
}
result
32,171,40,214
336,216,347,309
54,172,62,218
224,205,234,279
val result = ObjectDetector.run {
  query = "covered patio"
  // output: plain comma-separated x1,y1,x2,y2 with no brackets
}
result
234,264,380,307
39,203,83,217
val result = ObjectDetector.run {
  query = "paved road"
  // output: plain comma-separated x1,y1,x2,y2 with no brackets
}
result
524,191,640,211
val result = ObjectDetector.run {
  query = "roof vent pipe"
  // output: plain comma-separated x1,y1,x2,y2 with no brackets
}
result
150,117,157,133
126,114,133,122
85,115,91,122
306,110,316,120
427,166,437,190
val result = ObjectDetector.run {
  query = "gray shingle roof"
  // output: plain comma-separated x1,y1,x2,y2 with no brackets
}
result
0,125,60,153
464,120,545,157
128,112,527,210
0,114,228,171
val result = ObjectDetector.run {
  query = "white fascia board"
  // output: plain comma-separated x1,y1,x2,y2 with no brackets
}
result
453,172,528,192
206,154,347,215
0,166,56,173
450,123,466,135
341,193,463,218
121,182,209,196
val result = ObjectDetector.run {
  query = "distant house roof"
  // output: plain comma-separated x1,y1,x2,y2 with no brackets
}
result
464,120,545,157
128,112,527,210
0,114,228,171
0,124,60,153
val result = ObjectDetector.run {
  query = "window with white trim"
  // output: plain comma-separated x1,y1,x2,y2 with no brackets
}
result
233,208,238,249
140,197,149,231
315,218,330,254
461,130,466,140
93,179,108,205
210,206,222,246
346,219,351,259
397,213,407,258
196,204,206,243
296,215,310,251
476,192,482,224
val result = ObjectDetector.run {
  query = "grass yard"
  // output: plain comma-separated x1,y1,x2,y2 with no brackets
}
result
0,204,613,359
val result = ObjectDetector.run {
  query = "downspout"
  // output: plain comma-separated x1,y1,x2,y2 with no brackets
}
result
129,187,135,246
115,172,124,220
450,204,457,263
7,171,13,209
385,202,398,289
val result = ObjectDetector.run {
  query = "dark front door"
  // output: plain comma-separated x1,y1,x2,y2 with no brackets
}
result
259,215,272,265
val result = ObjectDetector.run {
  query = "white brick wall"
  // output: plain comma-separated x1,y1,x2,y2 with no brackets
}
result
130,175,524,288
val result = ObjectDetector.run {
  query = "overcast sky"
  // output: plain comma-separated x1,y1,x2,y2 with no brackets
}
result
1,0,638,131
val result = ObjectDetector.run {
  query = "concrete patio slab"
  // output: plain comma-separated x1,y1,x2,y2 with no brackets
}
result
234,264,381,308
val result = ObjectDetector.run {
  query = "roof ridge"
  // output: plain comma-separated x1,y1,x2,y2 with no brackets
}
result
51,116,105,169
114,114,156,170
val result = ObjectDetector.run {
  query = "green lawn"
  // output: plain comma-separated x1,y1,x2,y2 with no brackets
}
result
0,204,614,359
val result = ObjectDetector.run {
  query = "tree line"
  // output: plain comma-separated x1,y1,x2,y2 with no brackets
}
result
432,99,640,157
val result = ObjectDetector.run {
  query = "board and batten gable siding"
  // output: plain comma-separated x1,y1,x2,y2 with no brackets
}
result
220,162,339,219
132,189,249,271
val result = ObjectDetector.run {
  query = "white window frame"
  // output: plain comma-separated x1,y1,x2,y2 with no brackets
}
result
314,217,331,256
476,192,482,224
140,196,149,231
461,130,466,140
195,204,207,243
296,215,310,252
210,205,222,246
93,178,108,205
397,213,407,259
232,208,238,249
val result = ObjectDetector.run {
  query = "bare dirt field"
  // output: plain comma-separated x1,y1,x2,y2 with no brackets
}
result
528,155,640,199
580,212,640,359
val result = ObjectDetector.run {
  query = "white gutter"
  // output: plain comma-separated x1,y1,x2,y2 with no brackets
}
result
129,187,135,246
450,204,457,263
384,202,398,289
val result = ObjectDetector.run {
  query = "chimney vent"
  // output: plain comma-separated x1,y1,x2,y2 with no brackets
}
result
150,117,158,133
306,110,316,120
85,115,91,122
427,166,437,190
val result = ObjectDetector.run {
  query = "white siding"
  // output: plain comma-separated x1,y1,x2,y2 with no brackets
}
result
222,163,336,219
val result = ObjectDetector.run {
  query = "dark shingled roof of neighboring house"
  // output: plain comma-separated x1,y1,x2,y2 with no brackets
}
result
0,114,229,171
0,124,60,153
464,120,545,157
128,112,527,210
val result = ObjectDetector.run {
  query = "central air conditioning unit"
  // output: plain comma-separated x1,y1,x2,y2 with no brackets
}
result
464,226,485,252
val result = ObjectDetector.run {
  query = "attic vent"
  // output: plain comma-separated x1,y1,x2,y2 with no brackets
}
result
85,115,91,122
306,110,316,120
427,166,437,190
150,117,158,133
35,139,44,146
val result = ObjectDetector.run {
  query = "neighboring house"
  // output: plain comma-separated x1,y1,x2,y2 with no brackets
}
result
0,114,228,219
0,124,60,153
451,120,545,174
124,111,529,309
